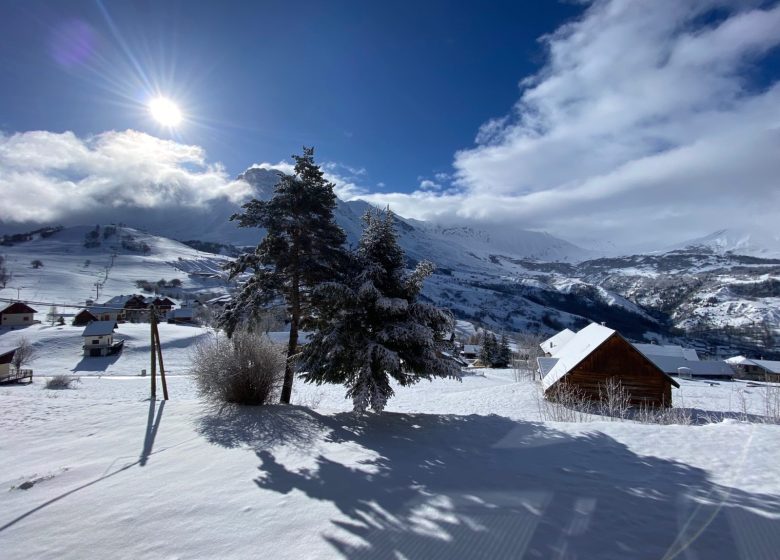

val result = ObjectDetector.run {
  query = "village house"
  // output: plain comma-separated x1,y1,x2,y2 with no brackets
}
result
82,321,123,357
0,346,33,383
634,343,733,380
726,356,780,381
540,323,679,407
0,302,37,327
460,344,482,360
167,307,195,325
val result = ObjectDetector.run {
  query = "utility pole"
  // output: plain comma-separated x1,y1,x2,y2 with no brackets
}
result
149,306,168,401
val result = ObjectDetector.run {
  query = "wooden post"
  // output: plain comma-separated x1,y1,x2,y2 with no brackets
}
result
153,317,169,400
150,307,157,399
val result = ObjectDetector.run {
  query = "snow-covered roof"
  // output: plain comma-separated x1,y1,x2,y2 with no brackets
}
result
726,356,780,374
633,343,699,361
168,308,194,319
87,305,120,315
82,321,117,337
646,355,734,377
0,302,37,315
540,328,575,356
537,357,559,377
462,344,481,354
542,324,615,390
754,360,780,374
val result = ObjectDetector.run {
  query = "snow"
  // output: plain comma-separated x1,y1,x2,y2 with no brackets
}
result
1,369,779,559
539,328,575,356
542,324,615,390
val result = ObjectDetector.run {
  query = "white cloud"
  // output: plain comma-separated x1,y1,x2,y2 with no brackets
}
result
0,129,252,224
362,0,780,249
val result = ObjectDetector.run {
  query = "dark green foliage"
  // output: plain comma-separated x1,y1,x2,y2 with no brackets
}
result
300,208,460,412
219,147,347,404
479,332,511,368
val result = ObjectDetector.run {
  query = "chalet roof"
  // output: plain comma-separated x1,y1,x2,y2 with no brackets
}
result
168,308,193,319
0,302,37,315
634,343,699,361
82,321,117,337
727,356,780,374
462,344,481,354
540,328,576,356
542,324,614,390
537,357,559,377
0,347,17,364
646,355,734,377
87,306,119,315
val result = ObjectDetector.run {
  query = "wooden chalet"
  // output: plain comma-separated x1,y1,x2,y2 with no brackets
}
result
73,309,98,326
82,321,123,357
541,323,679,407
726,356,780,381
0,302,37,327
0,347,33,384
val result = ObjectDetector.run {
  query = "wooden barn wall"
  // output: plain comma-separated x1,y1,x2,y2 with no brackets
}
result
554,335,672,407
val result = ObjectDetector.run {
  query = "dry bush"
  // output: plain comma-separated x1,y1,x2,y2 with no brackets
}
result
45,375,80,389
192,329,285,405
598,377,631,421
536,381,594,422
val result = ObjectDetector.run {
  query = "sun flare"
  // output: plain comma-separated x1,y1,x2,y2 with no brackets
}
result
148,96,183,127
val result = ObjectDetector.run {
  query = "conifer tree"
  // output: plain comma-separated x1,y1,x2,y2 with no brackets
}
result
497,333,512,368
219,147,347,404
480,332,497,366
300,208,460,412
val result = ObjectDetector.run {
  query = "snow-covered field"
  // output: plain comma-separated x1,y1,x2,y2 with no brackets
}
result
2,368,779,559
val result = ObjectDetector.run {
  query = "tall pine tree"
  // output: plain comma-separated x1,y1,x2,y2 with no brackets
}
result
300,208,460,412
219,147,346,404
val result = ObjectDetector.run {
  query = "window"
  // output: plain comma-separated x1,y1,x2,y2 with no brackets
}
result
93,339,99,344
23,316,29,321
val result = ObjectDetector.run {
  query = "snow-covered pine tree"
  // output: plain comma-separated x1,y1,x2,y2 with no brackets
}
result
219,147,347,404
480,333,497,366
301,208,461,412
497,333,512,368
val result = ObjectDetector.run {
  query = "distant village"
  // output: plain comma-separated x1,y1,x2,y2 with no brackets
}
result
2,298,779,405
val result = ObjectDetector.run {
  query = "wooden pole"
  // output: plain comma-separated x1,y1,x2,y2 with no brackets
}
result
150,307,157,399
153,317,169,400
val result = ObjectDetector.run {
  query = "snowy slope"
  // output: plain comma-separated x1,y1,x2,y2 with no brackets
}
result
1,372,779,559
0,225,232,306
666,227,780,259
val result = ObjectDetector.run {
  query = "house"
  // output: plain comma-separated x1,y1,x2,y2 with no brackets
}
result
726,356,780,381
540,328,576,356
89,305,123,323
0,346,33,383
541,323,679,407
167,307,195,325
150,297,175,313
73,309,98,326
461,344,481,360
82,321,123,357
0,302,37,327
633,343,700,361
644,356,734,380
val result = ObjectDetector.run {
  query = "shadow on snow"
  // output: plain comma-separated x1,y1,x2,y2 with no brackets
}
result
197,407,780,559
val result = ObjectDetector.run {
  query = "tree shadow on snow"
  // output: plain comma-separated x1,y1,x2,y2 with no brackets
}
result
198,408,780,559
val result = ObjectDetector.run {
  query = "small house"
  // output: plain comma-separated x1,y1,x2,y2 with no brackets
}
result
541,323,679,407
82,321,123,357
167,307,195,325
540,328,576,356
726,356,780,381
73,309,98,326
633,343,700,361
0,302,37,327
0,347,32,383
644,356,734,380
461,344,481,360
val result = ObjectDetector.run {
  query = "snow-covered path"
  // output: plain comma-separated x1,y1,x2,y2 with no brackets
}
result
1,375,779,559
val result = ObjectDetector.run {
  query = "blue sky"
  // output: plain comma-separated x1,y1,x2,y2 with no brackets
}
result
1,0,779,248
0,0,581,191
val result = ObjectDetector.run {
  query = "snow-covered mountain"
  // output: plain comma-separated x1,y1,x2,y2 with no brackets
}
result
665,228,780,259
1,166,778,358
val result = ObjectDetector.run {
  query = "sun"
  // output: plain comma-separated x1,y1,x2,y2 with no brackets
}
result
148,96,183,127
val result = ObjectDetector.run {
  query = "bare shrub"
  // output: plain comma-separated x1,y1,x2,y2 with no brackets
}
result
762,379,780,424
536,381,594,422
598,377,631,421
192,329,285,405
11,338,35,372
45,375,80,389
